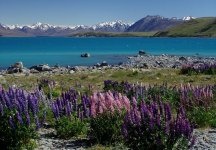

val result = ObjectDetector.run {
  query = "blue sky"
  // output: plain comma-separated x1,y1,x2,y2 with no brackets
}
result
0,0,216,25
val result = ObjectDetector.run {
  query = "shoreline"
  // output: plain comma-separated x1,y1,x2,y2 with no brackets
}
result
1,54,216,76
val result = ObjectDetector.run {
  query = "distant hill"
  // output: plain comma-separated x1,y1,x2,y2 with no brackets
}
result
155,17,216,37
70,32,156,37
126,15,184,32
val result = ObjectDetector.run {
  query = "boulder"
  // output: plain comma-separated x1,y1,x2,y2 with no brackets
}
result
100,61,108,67
81,53,90,57
69,70,75,74
71,66,80,72
138,50,146,56
12,62,24,69
140,63,149,69
30,69,40,73
7,67,20,74
30,64,52,72
179,56,187,61
7,62,25,74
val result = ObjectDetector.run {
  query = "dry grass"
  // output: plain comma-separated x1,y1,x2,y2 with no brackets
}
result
1,68,216,91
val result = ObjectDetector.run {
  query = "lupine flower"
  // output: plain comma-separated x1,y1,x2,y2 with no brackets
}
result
25,111,31,126
16,112,24,125
9,116,15,129
122,100,194,149
35,116,40,130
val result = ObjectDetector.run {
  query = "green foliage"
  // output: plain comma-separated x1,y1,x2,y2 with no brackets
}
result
127,71,139,77
0,112,38,150
89,111,124,145
187,107,216,128
54,116,88,139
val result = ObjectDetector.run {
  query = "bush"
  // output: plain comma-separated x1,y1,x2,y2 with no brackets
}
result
89,111,124,145
55,116,87,139
0,87,45,149
88,92,130,145
51,89,89,139
0,114,38,150
180,63,216,75
187,106,216,128
122,101,195,150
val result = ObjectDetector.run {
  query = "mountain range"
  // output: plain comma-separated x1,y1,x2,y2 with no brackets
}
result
0,16,195,37
0,21,132,37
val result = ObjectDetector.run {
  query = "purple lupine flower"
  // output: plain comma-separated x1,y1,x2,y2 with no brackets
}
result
156,115,161,128
0,103,3,116
16,112,24,125
149,116,154,130
25,111,31,126
164,121,170,135
66,101,71,117
35,116,40,130
164,103,172,121
122,124,128,138
159,101,163,116
9,116,15,129
51,103,59,119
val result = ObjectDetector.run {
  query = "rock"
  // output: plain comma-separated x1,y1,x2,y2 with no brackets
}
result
95,63,101,67
69,70,75,74
12,62,24,69
54,64,60,68
43,123,52,129
155,61,164,67
7,67,21,74
138,50,146,56
71,66,80,72
172,62,182,68
179,56,187,61
139,63,148,69
100,61,108,67
21,68,30,74
7,62,25,74
30,69,40,73
81,53,90,58
30,64,52,72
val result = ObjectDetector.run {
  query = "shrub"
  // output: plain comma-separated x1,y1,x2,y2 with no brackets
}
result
51,88,89,139
122,101,195,150
89,111,124,145
55,116,87,139
180,63,216,75
0,86,45,149
89,92,130,145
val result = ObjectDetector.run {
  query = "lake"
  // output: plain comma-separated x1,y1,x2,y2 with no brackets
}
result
0,37,216,68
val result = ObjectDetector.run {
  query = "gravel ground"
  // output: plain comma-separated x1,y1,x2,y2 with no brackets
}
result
35,128,89,150
128,54,216,68
191,129,216,150
35,128,216,150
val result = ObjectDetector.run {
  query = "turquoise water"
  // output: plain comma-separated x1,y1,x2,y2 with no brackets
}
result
0,37,216,68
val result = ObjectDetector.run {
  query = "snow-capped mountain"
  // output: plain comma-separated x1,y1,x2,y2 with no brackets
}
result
0,16,198,37
0,21,131,36
182,16,195,21
91,20,132,32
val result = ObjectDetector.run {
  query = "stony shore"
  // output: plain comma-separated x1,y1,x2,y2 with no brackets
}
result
1,54,216,76
128,54,216,69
